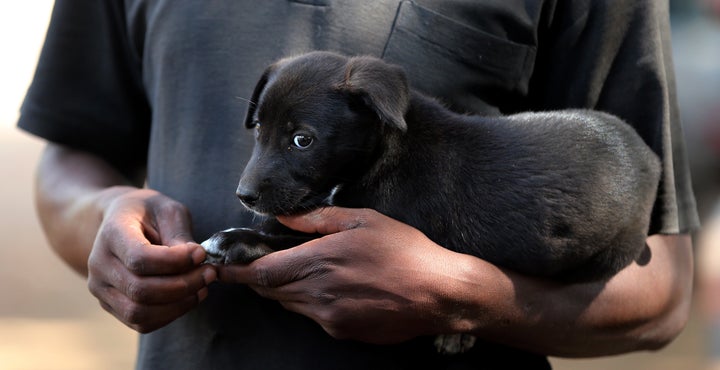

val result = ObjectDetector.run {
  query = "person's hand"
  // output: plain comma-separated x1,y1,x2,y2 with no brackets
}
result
217,207,470,344
87,187,217,333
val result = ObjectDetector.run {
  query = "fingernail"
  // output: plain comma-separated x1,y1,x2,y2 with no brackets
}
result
202,267,217,285
191,244,206,265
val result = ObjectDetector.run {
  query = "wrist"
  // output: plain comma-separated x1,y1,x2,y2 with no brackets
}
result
421,251,505,335
51,185,140,276
427,252,550,341
92,185,141,215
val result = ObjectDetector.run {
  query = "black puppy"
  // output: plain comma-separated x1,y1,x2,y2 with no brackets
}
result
203,51,660,282
201,51,661,354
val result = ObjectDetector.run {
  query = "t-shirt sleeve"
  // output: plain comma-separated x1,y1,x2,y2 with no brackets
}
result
528,0,699,234
17,0,150,178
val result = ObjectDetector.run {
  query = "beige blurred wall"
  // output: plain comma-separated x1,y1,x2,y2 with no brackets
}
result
0,2,137,369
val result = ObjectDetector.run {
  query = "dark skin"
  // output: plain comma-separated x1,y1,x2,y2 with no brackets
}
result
35,144,216,332
36,143,693,356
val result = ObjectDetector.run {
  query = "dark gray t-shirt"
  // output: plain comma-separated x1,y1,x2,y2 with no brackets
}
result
18,0,698,369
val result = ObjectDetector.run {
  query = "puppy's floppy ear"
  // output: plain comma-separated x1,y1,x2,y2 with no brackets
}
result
338,56,409,131
244,62,281,128
244,69,269,128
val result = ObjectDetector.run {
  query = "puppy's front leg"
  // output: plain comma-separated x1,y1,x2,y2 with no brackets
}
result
201,228,314,264
201,228,274,264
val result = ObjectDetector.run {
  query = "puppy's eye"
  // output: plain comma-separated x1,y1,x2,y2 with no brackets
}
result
292,134,314,149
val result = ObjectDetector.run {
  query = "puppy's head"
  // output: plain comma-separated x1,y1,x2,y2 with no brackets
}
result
236,51,410,215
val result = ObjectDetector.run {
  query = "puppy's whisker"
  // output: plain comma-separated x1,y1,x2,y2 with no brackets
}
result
234,96,257,107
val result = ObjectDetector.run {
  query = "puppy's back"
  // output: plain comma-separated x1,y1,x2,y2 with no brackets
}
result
370,97,660,281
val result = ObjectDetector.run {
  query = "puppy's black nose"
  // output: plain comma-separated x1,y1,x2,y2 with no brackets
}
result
236,187,260,208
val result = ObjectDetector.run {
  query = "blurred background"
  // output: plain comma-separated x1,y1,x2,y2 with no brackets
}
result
0,1,717,369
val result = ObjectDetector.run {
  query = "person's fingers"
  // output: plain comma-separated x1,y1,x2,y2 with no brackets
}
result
88,250,215,333
220,208,384,289
215,263,256,285
95,284,208,333
114,240,205,276
88,242,216,298
97,217,205,276
150,196,196,246
115,265,216,305
86,188,215,332
216,240,331,288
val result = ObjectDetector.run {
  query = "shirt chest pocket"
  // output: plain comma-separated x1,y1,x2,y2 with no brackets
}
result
382,1,537,115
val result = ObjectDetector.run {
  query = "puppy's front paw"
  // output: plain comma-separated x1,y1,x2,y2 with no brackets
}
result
201,228,274,265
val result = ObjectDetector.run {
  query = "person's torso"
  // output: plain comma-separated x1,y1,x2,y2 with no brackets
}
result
126,1,550,368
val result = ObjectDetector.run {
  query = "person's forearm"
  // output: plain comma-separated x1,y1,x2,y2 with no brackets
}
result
35,144,140,276
443,234,693,357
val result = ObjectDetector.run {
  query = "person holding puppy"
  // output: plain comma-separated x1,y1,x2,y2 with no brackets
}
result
19,0,698,369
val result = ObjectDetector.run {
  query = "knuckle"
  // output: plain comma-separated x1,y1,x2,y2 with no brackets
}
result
86,277,103,298
98,217,126,242
126,279,150,303
86,257,102,278
87,251,100,269
123,248,147,274
98,300,114,315
120,302,146,326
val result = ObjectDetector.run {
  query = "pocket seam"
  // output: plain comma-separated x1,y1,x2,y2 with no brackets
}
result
384,1,536,91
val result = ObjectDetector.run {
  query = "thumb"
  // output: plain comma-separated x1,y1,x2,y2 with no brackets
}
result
153,202,196,247
154,207,205,265
276,207,371,235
